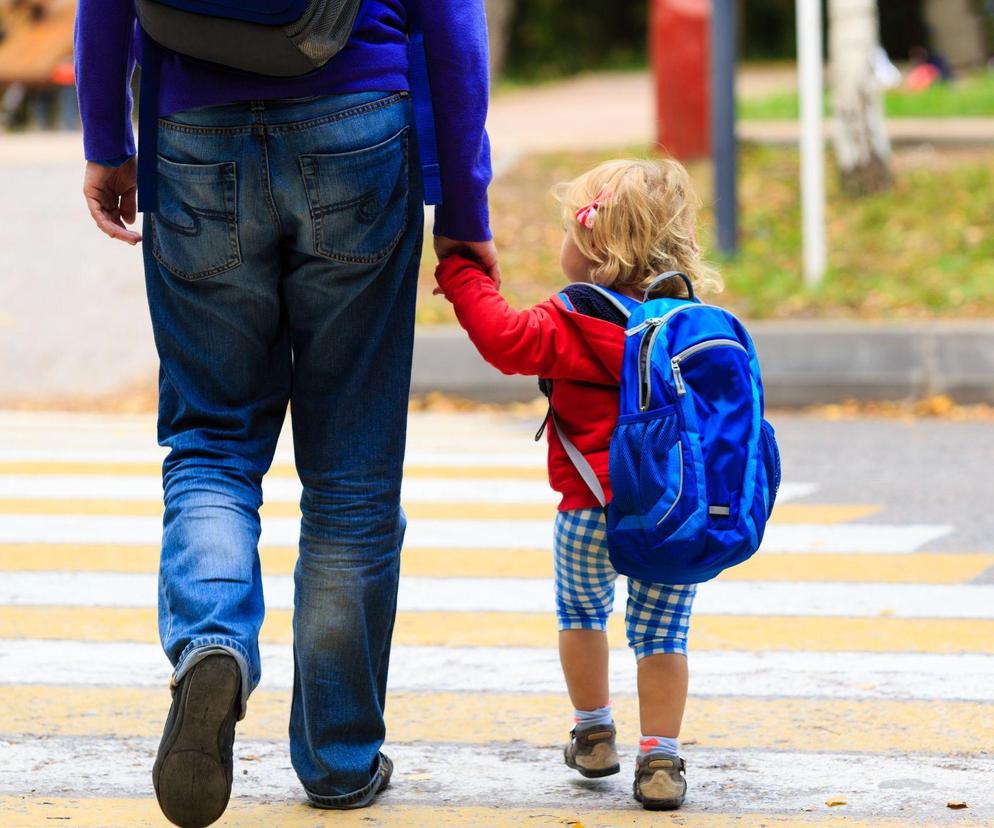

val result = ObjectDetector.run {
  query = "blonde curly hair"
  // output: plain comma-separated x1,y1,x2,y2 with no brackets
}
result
556,158,723,298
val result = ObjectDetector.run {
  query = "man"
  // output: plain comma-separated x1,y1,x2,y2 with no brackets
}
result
75,2,496,826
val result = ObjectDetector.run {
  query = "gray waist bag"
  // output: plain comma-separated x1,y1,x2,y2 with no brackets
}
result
134,0,364,77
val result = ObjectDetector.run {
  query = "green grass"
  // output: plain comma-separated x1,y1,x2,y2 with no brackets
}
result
738,73,994,120
417,145,994,323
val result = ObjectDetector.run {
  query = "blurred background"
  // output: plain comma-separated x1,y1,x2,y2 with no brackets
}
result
1,0,993,406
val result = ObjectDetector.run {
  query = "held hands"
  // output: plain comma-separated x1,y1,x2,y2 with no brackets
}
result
433,236,501,295
83,158,142,245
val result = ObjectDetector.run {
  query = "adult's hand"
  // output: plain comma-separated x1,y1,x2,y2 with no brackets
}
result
434,236,501,289
83,158,142,245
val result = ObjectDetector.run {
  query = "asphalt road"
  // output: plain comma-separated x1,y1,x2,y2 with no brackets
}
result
0,409,991,826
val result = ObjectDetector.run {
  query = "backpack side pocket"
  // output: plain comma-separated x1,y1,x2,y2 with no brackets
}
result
759,419,781,517
609,405,683,523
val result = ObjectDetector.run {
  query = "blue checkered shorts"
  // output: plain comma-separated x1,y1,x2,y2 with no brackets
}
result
553,508,697,660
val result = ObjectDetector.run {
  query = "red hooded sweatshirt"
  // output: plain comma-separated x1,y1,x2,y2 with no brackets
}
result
436,255,626,511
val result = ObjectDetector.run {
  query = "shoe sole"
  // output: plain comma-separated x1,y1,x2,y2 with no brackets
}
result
563,746,621,779
153,656,240,828
634,777,687,811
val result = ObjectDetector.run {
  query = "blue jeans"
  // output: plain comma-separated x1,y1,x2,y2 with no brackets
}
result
143,91,423,805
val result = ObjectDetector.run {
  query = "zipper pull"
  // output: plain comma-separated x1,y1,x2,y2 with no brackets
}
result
626,318,662,337
672,360,687,396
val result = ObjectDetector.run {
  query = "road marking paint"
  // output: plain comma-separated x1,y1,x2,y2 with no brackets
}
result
0,497,880,527
3,572,990,619
3,641,994,701
0,514,950,551
0,475,561,505
0,543,986,584
8,800,972,828
3,685,992,755
0,460,550,480
2,606,991,654
1,745,992,821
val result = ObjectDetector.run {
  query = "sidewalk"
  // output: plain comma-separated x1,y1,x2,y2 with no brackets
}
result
487,69,994,156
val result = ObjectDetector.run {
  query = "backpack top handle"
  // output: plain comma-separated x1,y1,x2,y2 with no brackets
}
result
643,271,695,303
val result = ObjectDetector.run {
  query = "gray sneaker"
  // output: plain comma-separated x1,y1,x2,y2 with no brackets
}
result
633,751,687,810
563,721,620,778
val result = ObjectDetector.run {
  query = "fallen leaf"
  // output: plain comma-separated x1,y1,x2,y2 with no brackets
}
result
826,797,848,807
947,801,969,810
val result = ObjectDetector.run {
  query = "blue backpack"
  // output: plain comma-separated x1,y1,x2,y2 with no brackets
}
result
553,272,781,585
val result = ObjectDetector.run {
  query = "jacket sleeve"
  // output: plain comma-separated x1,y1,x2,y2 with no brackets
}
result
436,256,603,380
419,0,493,242
74,0,138,162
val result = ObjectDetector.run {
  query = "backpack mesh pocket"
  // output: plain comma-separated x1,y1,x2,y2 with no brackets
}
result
610,406,681,518
760,419,781,516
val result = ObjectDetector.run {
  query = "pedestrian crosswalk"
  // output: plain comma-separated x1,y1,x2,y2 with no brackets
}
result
0,410,990,826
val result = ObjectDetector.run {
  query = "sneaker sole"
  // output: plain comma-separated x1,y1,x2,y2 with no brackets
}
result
634,777,687,811
153,655,240,828
563,746,621,779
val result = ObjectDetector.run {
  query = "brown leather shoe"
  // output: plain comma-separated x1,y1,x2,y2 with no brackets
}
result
563,721,620,778
633,751,687,810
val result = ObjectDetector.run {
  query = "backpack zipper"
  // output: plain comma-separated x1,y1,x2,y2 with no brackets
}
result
670,339,748,397
638,324,664,411
631,304,707,410
626,302,706,338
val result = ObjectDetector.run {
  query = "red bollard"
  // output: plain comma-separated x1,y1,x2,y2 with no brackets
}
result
651,0,711,159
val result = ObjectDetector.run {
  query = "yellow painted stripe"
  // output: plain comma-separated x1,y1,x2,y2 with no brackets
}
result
0,461,548,480
2,686,992,756
0,498,881,525
2,606,992,654
0,543,989,584
0,799,956,828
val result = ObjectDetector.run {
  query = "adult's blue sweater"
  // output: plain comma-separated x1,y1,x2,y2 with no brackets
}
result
74,0,492,241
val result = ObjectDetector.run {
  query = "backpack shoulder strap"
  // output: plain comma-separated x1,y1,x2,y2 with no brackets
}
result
552,411,607,508
405,0,442,205
585,284,641,318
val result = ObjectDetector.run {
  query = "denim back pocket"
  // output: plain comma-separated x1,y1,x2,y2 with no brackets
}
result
151,157,241,281
299,126,410,264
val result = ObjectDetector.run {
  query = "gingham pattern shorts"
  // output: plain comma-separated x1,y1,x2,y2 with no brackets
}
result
553,507,697,660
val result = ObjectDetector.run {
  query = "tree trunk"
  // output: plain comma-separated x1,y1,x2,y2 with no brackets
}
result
485,0,516,80
828,0,892,196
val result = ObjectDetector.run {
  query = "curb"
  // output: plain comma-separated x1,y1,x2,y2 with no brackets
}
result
412,322,994,407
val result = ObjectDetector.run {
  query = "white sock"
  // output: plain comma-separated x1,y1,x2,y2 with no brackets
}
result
573,704,613,728
640,735,680,755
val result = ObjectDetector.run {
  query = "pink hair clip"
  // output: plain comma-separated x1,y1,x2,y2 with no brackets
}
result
574,189,610,229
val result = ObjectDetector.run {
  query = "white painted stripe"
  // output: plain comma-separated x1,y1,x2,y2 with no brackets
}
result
1,640,993,701
2,572,992,619
0,738,986,814
0,475,560,505
776,482,817,502
0,476,817,506
0,514,949,552
3,737,994,814
0,448,545,468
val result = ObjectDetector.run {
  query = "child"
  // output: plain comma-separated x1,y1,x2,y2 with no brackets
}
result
434,158,723,810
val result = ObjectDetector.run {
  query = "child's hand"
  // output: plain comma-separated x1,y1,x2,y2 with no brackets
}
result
434,237,502,289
